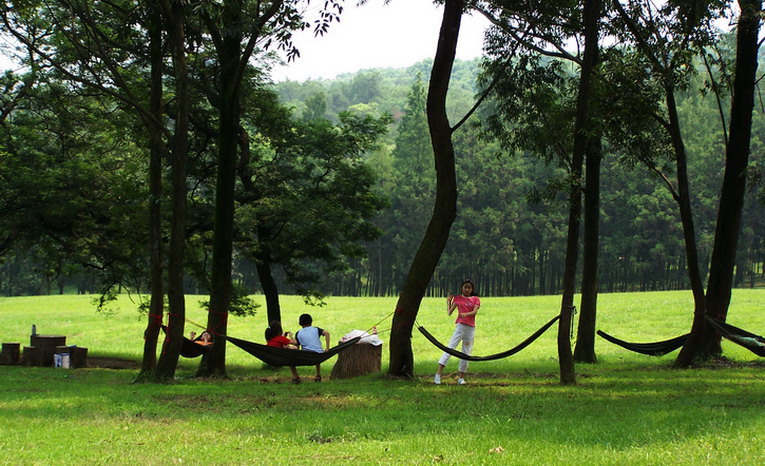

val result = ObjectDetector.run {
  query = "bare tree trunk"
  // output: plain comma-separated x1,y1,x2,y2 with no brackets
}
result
255,248,282,324
197,31,240,378
388,0,462,377
670,80,709,366
138,5,165,378
559,0,602,384
574,137,601,363
155,0,189,380
700,0,761,354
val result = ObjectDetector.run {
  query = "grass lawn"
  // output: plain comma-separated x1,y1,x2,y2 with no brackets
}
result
1,290,764,464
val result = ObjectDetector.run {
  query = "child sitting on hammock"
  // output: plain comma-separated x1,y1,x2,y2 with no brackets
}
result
296,313,330,383
265,321,301,383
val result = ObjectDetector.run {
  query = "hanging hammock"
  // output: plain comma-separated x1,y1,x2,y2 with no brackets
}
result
417,312,562,362
227,335,361,367
596,330,688,356
161,325,211,358
706,317,765,357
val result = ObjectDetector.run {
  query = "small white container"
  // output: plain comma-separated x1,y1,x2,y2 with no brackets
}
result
54,353,70,369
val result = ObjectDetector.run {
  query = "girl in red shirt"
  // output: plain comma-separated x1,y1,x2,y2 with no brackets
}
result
434,279,480,385
265,321,301,383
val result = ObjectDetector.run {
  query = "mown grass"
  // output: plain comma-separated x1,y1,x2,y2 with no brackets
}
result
1,290,764,464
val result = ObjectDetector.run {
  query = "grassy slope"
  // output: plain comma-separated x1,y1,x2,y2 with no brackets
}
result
0,290,763,464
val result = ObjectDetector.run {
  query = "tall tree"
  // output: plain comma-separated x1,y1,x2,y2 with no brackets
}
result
196,0,343,377
153,0,191,380
612,0,723,367
678,0,762,364
571,0,603,366
388,0,462,377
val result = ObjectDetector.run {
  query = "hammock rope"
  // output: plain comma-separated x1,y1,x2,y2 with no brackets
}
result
596,329,688,356
418,311,563,362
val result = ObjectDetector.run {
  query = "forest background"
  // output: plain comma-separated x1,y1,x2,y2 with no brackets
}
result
2,55,764,301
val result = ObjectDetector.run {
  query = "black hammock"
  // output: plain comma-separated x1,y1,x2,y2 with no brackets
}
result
706,317,765,357
160,326,211,358
596,329,688,356
418,312,562,362
227,335,361,367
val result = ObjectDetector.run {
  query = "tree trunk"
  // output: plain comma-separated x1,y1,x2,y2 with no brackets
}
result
559,0,602,384
670,81,710,366
574,136,602,363
155,1,189,380
700,0,761,354
388,0,462,377
197,7,243,378
255,250,282,324
236,126,281,324
138,4,165,379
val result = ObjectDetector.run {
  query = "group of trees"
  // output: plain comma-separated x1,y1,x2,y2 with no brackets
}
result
1,0,764,381
1,0,389,380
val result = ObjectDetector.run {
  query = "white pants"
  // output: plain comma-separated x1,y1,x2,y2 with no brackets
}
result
438,323,475,373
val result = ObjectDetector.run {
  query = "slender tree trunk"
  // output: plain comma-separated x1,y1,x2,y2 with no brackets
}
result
574,136,602,363
236,124,281,324
559,0,602,384
700,0,761,354
197,26,241,377
255,248,282,324
388,0,462,377
155,1,189,380
138,6,165,378
670,82,709,366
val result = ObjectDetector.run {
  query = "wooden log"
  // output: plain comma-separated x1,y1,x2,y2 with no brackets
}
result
30,335,66,366
22,346,43,367
70,347,88,368
330,343,382,380
0,343,21,365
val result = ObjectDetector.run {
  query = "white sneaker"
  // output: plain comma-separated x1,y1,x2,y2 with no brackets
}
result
457,378,466,385
434,374,441,385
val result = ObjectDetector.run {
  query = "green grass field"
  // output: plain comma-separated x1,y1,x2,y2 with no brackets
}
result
1,290,764,464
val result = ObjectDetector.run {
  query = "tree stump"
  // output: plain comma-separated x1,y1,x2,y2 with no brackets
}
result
22,346,42,367
70,347,88,368
330,343,382,380
30,335,66,366
0,343,21,365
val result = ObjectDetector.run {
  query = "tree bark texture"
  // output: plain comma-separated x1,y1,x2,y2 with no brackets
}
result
671,78,712,366
155,1,189,380
255,252,282,324
139,4,165,378
574,136,602,363
701,0,761,352
559,0,602,383
198,5,243,378
388,0,462,377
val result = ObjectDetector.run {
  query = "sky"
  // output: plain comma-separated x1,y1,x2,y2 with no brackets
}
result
270,0,490,82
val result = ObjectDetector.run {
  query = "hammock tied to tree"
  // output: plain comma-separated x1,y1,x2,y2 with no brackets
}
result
227,336,361,367
161,325,210,358
417,309,567,362
596,329,688,356
597,317,765,358
705,317,765,357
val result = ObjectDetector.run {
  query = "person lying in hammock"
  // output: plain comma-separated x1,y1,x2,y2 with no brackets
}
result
265,321,301,383
189,331,214,346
